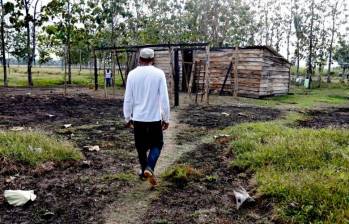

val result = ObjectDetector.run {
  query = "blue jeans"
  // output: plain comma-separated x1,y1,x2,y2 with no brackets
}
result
105,78,111,87
137,146,161,173
133,121,164,173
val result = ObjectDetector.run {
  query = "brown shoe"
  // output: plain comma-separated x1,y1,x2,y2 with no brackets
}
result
144,169,158,187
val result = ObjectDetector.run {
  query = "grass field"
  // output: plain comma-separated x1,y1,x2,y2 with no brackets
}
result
0,66,124,87
240,83,349,109
0,130,82,166
228,120,349,223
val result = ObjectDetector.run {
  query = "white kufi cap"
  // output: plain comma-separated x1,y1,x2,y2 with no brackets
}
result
140,48,155,59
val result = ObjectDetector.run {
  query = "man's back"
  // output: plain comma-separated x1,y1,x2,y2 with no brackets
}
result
123,65,170,123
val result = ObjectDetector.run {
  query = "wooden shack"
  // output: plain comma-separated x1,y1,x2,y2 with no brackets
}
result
93,44,291,104
193,46,292,98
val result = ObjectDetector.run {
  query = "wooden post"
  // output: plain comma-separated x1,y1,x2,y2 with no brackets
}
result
188,60,195,100
203,46,210,104
64,45,67,96
103,54,107,99
115,51,125,87
94,50,98,90
79,49,82,75
174,49,180,106
111,51,116,95
168,47,174,106
233,46,239,98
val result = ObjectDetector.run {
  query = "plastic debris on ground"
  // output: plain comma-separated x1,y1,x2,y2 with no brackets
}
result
83,145,100,152
233,186,254,209
63,124,72,128
10,127,25,131
238,112,248,117
214,134,232,145
4,190,37,206
47,114,55,118
221,112,230,117
28,145,43,153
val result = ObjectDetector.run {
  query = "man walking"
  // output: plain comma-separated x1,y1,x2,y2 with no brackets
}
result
105,69,112,87
123,48,170,187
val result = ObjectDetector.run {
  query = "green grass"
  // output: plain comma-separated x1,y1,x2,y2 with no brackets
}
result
241,85,349,109
0,130,83,166
0,66,124,87
227,122,349,223
162,164,202,187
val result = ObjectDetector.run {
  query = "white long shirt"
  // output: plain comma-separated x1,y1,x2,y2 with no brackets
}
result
123,65,170,123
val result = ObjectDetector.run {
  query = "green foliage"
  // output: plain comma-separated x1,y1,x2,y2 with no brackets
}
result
334,39,349,67
228,122,349,223
162,164,202,187
0,130,82,166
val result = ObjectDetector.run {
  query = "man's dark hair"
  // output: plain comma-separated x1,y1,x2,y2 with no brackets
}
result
140,57,154,64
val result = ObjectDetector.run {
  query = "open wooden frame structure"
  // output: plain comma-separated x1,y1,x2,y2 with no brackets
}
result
93,43,210,105
93,43,292,104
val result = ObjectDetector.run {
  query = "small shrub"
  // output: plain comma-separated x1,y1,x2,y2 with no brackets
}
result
162,164,202,187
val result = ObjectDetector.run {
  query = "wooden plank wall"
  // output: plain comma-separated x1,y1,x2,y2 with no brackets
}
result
151,47,290,99
194,48,264,97
260,49,291,96
154,50,173,103
153,49,182,104
194,48,290,98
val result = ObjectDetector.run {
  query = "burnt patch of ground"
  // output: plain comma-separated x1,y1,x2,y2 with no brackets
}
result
0,93,138,223
144,142,274,224
298,107,349,128
179,105,281,129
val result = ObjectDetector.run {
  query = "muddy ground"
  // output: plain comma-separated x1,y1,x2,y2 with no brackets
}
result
0,90,281,223
179,105,281,129
144,142,275,224
298,107,349,129
0,93,137,224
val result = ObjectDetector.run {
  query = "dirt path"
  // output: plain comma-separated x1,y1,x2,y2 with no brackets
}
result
103,109,207,224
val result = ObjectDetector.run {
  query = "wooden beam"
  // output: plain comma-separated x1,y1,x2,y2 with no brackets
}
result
94,50,98,90
204,46,210,104
233,46,239,98
115,51,125,87
168,47,174,105
111,51,116,95
220,61,233,95
188,61,195,99
94,42,209,51
174,50,180,106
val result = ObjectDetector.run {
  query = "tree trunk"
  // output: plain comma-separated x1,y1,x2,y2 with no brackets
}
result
24,0,33,87
67,0,72,84
286,0,293,61
0,0,7,86
31,0,39,81
306,0,315,89
296,40,300,76
327,2,338,83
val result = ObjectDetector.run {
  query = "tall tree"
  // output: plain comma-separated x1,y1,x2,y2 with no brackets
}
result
326,0,341,83
9,0,46,86
286,0,294,60
0,0,7,86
